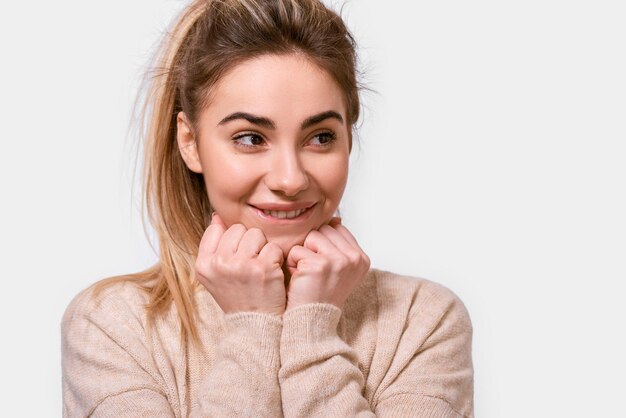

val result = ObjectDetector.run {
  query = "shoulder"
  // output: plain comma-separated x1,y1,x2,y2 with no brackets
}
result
368,268,474,357
61,278,153,341
372,268,464,301
368,269,474,416
371,268,472,327
346,268,473,349
61,279,172,416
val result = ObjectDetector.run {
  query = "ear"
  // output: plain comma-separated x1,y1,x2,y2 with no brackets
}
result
177,111,203,173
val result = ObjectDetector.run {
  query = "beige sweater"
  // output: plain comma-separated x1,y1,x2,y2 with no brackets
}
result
61,268,474,417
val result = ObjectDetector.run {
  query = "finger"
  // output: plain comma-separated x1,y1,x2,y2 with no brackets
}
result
198,215,227,255
318,224,354,254
216,223,247,254
237,228,267,257
258,241,284,267
286,245,316,272
211,212,226,228
303,229,339,255
327,222,360,248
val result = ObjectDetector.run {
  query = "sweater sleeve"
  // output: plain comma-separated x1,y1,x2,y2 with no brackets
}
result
278,287,474,418
61,286,177,417
61,285,284,418
373,285,474,418
191,311,283,418
278,303,374,417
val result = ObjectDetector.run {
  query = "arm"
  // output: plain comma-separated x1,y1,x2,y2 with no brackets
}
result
188,214,287,416
278,303,373,417
373,288,474,418
62,286,284,418
191,311,283,418
278,219,373,417
278,291,474,418
61,287,177,418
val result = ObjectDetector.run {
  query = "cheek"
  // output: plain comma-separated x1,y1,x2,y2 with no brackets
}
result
201,150,256,210
313,155,349,208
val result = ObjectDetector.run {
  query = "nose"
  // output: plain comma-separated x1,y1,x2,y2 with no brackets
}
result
264,147,310,197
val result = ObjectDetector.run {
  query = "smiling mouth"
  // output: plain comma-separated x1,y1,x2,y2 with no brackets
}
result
251,203,316,220
263,207,307,219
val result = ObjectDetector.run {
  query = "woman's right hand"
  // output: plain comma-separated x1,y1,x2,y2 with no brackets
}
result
194,213,287,315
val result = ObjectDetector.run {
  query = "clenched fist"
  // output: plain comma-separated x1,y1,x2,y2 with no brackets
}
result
195,213,287,315
285,217,371,311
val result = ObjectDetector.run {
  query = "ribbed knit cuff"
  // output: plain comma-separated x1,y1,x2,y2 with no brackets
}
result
220,312,283,371
375,393,465,418
281,303,342,354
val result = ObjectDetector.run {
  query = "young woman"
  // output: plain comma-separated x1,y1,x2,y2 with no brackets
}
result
61,0,474,416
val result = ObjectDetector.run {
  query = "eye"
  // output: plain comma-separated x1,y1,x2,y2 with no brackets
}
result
232,133,266,149
309,131,337,147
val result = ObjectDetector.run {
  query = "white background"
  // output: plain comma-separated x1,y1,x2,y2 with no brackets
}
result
1,0,624,416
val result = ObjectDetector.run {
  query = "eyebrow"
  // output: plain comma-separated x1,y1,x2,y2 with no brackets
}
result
217,110,344,130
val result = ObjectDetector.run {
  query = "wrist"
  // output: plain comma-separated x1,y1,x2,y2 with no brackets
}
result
220,311,283,370
281,303,342,345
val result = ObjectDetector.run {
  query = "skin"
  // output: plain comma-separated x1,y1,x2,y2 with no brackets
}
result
177,54,370,315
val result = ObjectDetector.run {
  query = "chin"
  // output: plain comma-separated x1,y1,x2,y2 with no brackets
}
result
266,232,308,257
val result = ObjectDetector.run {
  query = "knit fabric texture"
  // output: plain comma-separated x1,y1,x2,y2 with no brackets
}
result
61,268,474,417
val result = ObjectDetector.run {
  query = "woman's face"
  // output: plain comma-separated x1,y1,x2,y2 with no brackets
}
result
177,54,351,256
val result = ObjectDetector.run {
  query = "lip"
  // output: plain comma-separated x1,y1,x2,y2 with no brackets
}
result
250,201,316,211
250,202,317,223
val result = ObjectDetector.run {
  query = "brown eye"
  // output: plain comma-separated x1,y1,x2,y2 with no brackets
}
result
310,131,337,147
233,133,265,148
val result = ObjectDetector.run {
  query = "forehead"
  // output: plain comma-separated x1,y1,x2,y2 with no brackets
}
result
202,54,347,125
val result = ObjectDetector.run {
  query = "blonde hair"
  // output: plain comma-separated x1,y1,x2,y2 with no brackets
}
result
91,0,362,349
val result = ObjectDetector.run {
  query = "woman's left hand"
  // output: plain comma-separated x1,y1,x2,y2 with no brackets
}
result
285,217,371,311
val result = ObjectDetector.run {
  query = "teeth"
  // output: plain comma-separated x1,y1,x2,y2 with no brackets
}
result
262,207,308,219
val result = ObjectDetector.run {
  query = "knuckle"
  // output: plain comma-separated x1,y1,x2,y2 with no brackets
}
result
231,256,248,270
315,258,332,274
332,253,346,266
230,224,247,233
304,231,320,246
247,227,267,243
247,227,265,236
213,253,229,268
346,252,361,265
319,225,332,233
195,257,209,274
265,241,280,251
207,223,222,231
247,262,265,278
266,242,283,256
309,263,325,275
